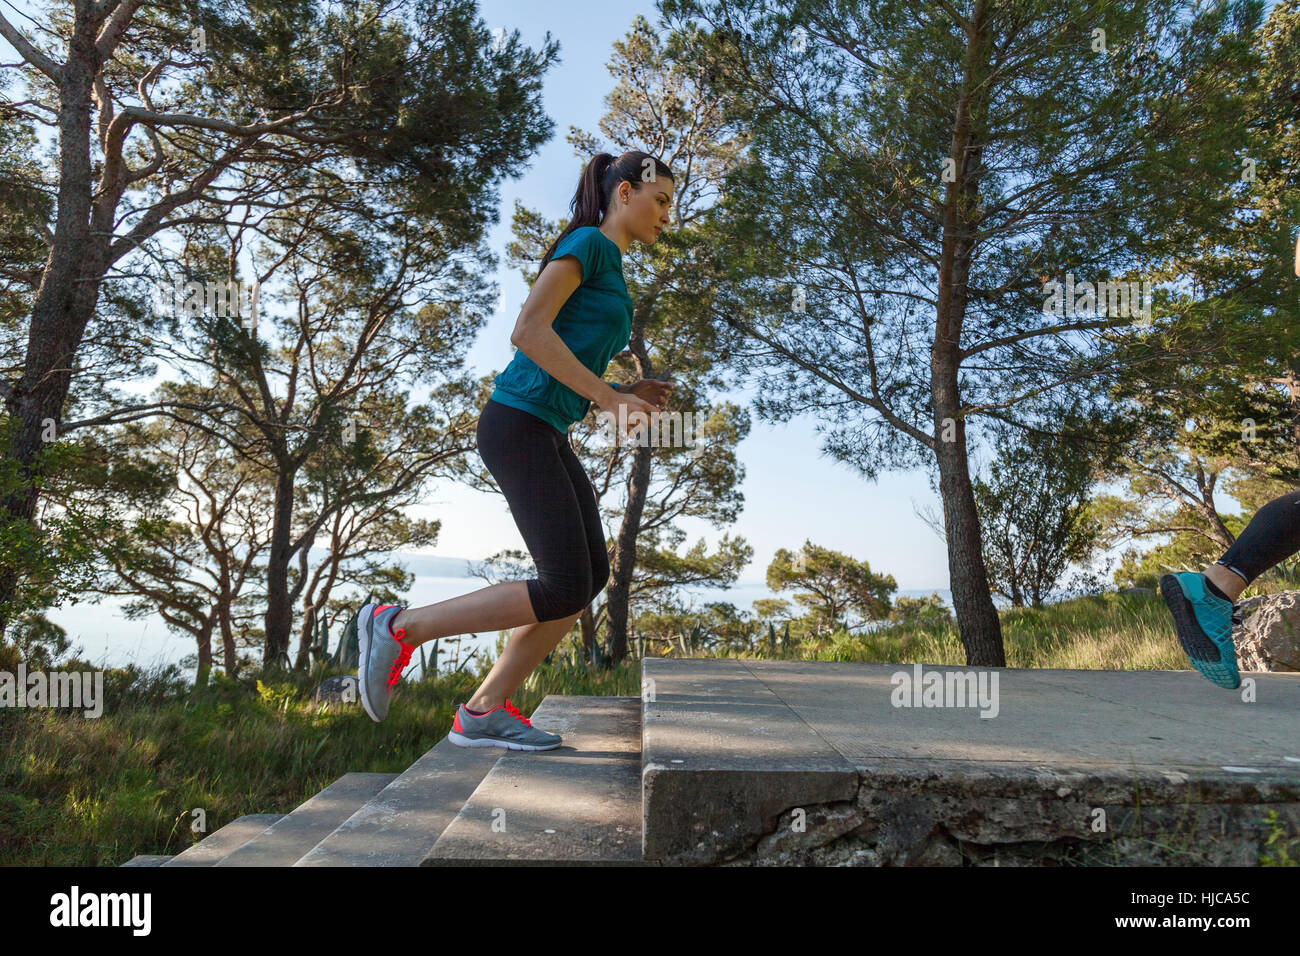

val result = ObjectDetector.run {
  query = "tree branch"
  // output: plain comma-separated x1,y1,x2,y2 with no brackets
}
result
95,0,145,60
0,11,62,81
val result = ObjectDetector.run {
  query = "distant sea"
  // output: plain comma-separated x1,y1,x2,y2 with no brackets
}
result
44,550,1082,682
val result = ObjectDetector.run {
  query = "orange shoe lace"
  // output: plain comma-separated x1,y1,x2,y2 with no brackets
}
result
386,628,415,690
503,698,532,727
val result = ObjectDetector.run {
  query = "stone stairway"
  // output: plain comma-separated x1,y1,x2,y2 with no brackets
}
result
123,694,646,868
123,658,1300,867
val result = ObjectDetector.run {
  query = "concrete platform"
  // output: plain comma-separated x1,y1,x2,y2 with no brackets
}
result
423,695,647,866
642,658,1300,865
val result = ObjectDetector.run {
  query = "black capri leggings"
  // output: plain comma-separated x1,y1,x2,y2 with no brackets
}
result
475,398,610,622
1216,489,1300,585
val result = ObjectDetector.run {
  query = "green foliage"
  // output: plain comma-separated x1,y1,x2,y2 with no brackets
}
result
255,679,299,714
766,540,896,635
1260,809,1300,866
887,593,954,626
0,429,149,639
1108,470,1300,595
973,412,1108,607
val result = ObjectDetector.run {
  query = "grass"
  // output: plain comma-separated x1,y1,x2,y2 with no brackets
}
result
778,589,1188,671
0,589,1291,866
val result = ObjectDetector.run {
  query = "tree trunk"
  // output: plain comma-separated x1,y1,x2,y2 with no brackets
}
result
295,601,318,671
579,604,596,660
1195,462,1234,549
1009,556,1024,607
605,438,654,665
294,545,337,669
263,467,296,668
0,28,102,638
934,422,1006,665
220,603,238,678
212,565,240,678
196,616,214,688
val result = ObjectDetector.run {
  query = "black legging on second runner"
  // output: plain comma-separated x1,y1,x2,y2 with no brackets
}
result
1215,489,1300,585
475,397,610,622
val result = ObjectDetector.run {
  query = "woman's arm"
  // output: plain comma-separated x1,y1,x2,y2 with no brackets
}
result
510,255,629,414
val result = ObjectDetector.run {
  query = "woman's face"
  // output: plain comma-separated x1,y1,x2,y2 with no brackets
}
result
613,174,674,244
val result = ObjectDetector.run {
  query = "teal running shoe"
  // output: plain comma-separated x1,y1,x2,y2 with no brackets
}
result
1158,572,1242,689
357,603,415,722
447,700,562,751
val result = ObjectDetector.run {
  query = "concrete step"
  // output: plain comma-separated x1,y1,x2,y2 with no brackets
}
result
641,658,858,866
295,738,504,866
642,658,1300,866
213,774,397,867
161,814,286,867
423,696,648,866
121,855,172,866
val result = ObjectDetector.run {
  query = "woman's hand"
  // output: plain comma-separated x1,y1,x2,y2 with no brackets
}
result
595,378,676,442
628,377,675,408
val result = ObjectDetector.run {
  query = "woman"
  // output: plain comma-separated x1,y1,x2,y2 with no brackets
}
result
1160,490,1300,689
353,151,676,749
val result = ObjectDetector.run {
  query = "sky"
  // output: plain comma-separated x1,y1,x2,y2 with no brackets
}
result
7,0,1266,672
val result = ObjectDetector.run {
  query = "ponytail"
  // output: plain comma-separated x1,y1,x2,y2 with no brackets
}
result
539,150,674,272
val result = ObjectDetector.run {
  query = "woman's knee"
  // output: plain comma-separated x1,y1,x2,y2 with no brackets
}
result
535,568,593,619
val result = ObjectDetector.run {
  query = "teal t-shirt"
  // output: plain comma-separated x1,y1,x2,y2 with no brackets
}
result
490,226,634,433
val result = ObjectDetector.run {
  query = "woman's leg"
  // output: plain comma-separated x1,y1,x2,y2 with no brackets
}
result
465,434,611,712
391,580,537,646
461,421,612,712
391,399,599,705
465,610,583,712
1202,489,1300,601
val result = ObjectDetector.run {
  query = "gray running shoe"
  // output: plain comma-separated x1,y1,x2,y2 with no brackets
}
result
447,699,562,750
357,603,415,722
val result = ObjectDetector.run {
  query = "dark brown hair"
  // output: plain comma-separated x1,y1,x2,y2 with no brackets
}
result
539,150,675,271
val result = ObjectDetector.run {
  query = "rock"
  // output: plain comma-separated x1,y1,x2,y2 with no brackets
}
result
1235,593,1272,618
1235,591,1300,672
312,675,360,706
750,801,867,860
